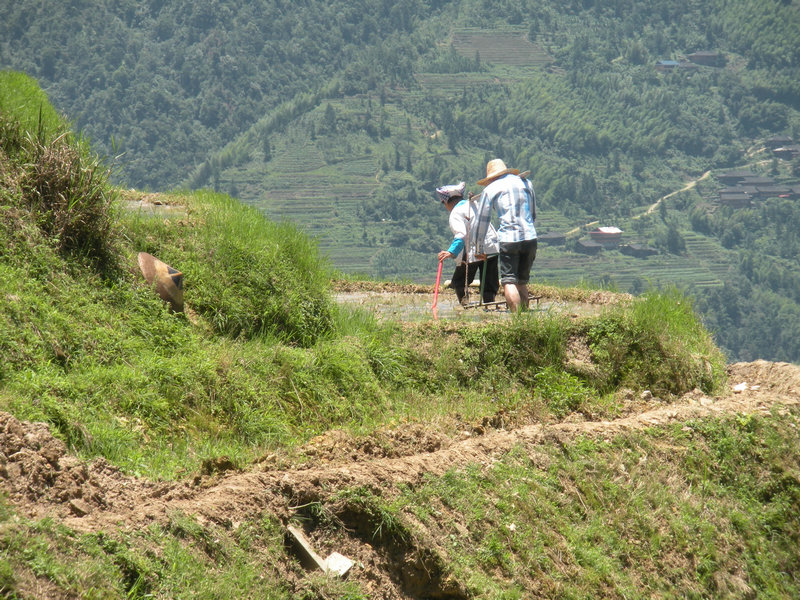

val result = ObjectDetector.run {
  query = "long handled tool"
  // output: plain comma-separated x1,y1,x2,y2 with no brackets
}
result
463,253,506,310
479,256,487,306
432,259,443,311
463,193,474,306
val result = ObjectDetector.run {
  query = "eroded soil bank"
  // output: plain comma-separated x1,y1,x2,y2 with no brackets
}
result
2,361,799,598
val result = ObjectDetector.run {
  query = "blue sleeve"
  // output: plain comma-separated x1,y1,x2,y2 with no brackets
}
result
526,180,536,222
447,238,464,256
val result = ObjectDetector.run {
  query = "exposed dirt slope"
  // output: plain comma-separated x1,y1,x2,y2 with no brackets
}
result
2,360,799,598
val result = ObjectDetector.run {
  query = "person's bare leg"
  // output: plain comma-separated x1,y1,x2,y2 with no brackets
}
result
519,284,530,309
504,283,521,312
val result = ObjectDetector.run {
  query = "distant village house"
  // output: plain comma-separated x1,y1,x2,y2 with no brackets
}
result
655,60,679,72
575,239,603,255
718,188,751,208
687,51,724,67
765,135,793,150
717,168,797,207
773,145,800,160
656,51,723,73
589,226,623,247
717,170,756,186
537,231,566,245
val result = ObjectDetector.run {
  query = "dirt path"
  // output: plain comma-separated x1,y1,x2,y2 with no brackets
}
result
2,360,799,537
562,169,712,237
638,169,712,218
3,360,799,598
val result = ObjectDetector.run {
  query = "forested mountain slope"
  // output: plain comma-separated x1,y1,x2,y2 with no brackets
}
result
0,0,438,188
2,0,800,362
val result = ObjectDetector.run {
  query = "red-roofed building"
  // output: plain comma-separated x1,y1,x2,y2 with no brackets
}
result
589,226,623,247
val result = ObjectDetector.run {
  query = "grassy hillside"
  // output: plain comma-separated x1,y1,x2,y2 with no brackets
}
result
3,73,800,600
0,70,723,468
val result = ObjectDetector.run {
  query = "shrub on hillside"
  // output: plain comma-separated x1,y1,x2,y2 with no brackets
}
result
19,132,117,271
1,72,119,274
123,191,334,347
585,287,726,396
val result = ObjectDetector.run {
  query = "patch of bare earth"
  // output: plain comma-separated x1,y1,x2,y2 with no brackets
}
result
332,279,433,295
332,279,632,305
2,360,799,598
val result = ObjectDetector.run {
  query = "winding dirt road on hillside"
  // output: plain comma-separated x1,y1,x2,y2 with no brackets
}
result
2,361,799,535
563,170,712,237
2,360,799,597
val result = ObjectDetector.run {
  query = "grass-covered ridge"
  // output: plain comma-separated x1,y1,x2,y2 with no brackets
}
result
382,409,800,598
0,71,728,480
17,72,800,599
2,410,797,598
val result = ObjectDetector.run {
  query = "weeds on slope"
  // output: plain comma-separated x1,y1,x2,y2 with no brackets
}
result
584,285,725,396
1,72,120,275
121,190,334,346
361,408,800,599
7,410,792,599
0,503,367,599
0,265,727,479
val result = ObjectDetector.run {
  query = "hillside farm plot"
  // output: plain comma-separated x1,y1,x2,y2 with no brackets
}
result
413,72,510,95
534,248,727,292
682,231,736,281
334,288,605,322
451,27,554,67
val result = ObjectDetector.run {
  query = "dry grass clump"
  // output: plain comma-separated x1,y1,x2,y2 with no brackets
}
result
0,109,119,274
19,132,117,270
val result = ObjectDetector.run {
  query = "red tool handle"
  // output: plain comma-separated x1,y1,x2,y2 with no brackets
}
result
432,260,443,310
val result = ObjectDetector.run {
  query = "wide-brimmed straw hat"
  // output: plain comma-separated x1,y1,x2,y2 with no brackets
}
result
137,252,184,312
477,159,520,186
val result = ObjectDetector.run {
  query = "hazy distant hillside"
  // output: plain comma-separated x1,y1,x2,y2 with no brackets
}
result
0,0,443,188
3,0,800,362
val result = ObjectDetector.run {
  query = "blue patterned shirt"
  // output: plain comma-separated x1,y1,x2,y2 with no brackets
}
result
473,174,537,254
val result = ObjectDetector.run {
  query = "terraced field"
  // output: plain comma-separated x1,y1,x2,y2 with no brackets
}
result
451,27,553,67
212,28,747,291
413,72,509,95
533,241,731,292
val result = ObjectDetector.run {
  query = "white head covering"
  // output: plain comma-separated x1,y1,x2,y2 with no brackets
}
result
435,181,466,203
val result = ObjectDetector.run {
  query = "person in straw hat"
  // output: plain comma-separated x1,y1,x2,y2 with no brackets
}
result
435,181,499,305
471,159,537,312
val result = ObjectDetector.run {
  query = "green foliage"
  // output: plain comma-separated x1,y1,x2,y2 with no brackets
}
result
0,71,66,143
0,500,368,599
0,67,728,488
716,0,800,70
456,313,569,386
533,366,594,417
122,190,334,346
1,63,786,600
332,487,412,544
1,71,120,274
692,197,800,361
586,287,726,395
0,1,435,189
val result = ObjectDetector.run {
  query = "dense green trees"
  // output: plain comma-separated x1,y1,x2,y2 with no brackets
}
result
0,0,442,188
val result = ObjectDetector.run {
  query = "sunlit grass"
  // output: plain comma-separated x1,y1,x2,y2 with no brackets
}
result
379,409,800,598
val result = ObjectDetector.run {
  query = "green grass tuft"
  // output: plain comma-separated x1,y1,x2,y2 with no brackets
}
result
584,286,726,396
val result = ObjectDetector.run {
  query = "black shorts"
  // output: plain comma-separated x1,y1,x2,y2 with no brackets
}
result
449,256,500,303
499,238,538,285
